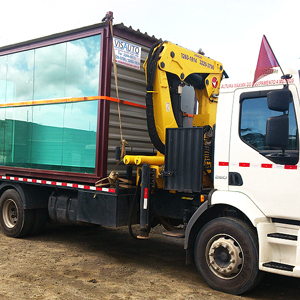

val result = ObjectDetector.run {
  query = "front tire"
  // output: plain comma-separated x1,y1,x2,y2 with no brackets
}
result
0,189,34,238
194,217,262,295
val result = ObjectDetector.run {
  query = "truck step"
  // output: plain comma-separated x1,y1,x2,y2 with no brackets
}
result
162,230,185,238
262,261,295,272
267,233,298,241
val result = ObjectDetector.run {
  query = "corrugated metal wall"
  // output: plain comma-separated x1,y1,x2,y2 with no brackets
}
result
108,41,154,175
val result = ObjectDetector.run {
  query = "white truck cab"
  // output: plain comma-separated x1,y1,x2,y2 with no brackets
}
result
214,69,300,276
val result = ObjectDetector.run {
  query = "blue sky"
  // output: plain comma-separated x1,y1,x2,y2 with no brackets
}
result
1,0,299,77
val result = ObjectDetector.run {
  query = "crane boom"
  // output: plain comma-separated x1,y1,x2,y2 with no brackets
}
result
144,41,224,154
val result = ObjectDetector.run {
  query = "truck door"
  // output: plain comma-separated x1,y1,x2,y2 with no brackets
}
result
228,85,300,221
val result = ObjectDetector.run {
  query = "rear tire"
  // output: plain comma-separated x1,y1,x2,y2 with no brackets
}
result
0,189,34,238
194,217,263,295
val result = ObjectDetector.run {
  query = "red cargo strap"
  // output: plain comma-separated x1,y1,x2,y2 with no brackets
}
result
0,95,146,109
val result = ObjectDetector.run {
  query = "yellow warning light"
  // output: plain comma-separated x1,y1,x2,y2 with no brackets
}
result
200,195,205,203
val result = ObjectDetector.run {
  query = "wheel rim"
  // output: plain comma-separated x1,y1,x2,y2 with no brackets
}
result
205,234,244,279
2,199,18,229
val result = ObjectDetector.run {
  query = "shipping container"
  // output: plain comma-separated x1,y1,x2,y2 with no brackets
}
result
0,21,158,184
0,17,159,236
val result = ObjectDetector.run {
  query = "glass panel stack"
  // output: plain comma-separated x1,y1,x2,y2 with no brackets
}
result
0,35,101,173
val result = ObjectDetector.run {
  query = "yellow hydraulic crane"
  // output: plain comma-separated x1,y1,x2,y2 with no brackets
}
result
124,41,224,188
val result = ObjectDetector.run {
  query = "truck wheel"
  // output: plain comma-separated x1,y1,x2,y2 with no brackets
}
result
194,217,262,295
0,189,34,238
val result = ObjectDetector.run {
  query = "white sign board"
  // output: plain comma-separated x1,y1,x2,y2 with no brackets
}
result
113,38,141,70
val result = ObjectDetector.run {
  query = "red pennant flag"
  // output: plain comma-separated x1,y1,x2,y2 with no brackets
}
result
253,35,279,86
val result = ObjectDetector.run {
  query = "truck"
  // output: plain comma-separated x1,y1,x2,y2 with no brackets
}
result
0,13,300,295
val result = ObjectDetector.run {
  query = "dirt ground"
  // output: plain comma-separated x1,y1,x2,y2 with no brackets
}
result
0,223,299,300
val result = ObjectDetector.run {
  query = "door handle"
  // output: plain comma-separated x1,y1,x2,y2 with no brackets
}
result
229,172,243,186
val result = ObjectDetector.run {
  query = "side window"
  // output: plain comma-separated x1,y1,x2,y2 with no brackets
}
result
240,92,298,165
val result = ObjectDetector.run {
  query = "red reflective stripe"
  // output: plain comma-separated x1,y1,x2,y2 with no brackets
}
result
284,165,297,170
1,175,116,193
144,187,149,199
261,163,273,168
219,162,229,166
239,162,250,167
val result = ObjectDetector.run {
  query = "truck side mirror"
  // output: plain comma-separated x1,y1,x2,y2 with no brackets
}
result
267,89,291,112
266,89,291,151
266,115,289,149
